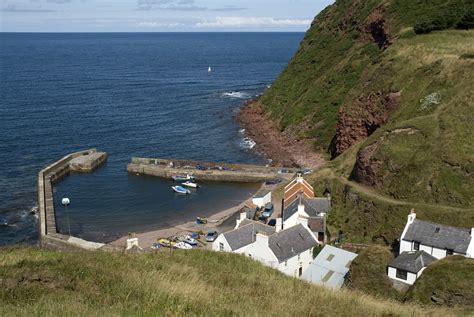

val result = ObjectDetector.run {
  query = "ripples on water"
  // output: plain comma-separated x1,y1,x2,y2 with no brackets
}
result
0,32,303,245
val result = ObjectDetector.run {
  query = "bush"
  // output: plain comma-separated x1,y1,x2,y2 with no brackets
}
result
457,10,474,29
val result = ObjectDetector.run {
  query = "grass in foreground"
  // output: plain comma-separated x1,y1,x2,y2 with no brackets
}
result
0,247,459,316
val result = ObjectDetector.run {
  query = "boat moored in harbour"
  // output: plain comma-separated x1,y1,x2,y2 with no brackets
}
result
182,181,199,188
172,185,191,194
171,174,195,182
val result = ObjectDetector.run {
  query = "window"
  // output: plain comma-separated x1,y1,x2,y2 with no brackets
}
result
219,243,224,251
326,254,335,261
446,249,453,255
396,269,407,280
322,270,334,282
298,267,303,277
413,241,420,251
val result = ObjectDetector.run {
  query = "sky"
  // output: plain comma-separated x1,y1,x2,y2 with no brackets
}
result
0,0,335,32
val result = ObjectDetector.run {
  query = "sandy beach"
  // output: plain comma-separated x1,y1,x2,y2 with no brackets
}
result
108,181,289,249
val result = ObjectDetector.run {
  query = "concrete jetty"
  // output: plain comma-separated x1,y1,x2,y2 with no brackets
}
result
127,157,298,182
37,149,109,250
70,151,107,172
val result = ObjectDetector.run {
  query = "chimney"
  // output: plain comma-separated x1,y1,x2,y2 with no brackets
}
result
297,203,305,216
275,218,282,232
408,209,416,224
235,211,247,228
255,232,269,246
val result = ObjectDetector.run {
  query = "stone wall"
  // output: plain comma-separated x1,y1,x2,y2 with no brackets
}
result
37,149,106,250
128,157,298,183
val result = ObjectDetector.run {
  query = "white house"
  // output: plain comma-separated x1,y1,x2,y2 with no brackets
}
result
213,219,276,254
281,175,330,243
302,245,357,289
252,189,272,208
387,251,437,285
388,211,474,285
399,211,474,259
213,221,317,278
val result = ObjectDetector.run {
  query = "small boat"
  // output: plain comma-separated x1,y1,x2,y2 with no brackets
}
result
183,237,198,246
208,66,212,73
175,241,193,249
171,174,195,182
172,186,191,194
182,181,199,188
158,238,176,248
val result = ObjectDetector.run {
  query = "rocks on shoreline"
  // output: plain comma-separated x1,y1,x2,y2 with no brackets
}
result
235,99,325,169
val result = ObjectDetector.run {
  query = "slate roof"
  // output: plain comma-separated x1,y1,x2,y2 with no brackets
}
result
389,251,437,274
308,216,325,233
302,245,357,289
254,189,271,199
403,219,472,254
268,224,317,263
224,221,275,251
282,195,330,221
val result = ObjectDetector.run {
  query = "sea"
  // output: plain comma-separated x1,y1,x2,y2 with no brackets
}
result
0,32,303,245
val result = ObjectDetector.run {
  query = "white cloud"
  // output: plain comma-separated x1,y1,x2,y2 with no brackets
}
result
136,21,184,28
196,16,312,28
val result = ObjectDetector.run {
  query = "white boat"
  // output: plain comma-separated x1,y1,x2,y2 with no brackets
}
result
182,181,199,188
171,174,195,182
172,186,191,194
183,237,198,246
208,66,212,72
175,241,193,249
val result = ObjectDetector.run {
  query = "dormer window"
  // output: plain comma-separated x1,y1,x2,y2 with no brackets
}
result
413,241,420,251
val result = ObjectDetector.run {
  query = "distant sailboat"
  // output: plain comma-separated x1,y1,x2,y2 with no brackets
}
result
208,66,212,73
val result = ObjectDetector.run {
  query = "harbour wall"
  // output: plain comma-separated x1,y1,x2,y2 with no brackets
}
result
128,157,298,182
37,149,108,250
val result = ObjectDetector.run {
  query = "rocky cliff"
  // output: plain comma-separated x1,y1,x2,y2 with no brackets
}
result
249,0,474,244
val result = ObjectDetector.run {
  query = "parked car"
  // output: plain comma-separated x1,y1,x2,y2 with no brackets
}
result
267,219,277,227
205,230,219,242
265,178,282,185
262,203,274,218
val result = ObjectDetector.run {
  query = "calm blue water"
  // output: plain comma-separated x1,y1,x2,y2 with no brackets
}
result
0,33,303,244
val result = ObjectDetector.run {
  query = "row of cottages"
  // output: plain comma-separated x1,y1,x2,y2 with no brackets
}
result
212,218,317,277
388,211,474,285
213,174,331,278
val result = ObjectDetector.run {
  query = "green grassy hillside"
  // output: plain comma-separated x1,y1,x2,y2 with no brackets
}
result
0,247,460,316
260,0,474,244
406,256,474,308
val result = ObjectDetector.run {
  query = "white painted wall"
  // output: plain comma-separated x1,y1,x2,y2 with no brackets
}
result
212,235,232,252
400,241,450,260
276,249,313,277
432,247,447,259
252,192,271,208
244,233,278,268
387,267,417,285
466,230,474,258
283,206,309,230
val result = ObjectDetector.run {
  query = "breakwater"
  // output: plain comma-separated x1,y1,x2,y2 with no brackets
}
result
37,149,108,250
127,157,298,182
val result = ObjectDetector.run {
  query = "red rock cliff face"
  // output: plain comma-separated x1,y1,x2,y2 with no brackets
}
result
330,91,400,158
328,4,396,158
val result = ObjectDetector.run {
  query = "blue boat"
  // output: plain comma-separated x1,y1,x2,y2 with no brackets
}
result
172,185,191,194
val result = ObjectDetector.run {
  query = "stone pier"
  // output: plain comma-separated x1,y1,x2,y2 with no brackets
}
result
37,149,109,250
127,157,298,182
